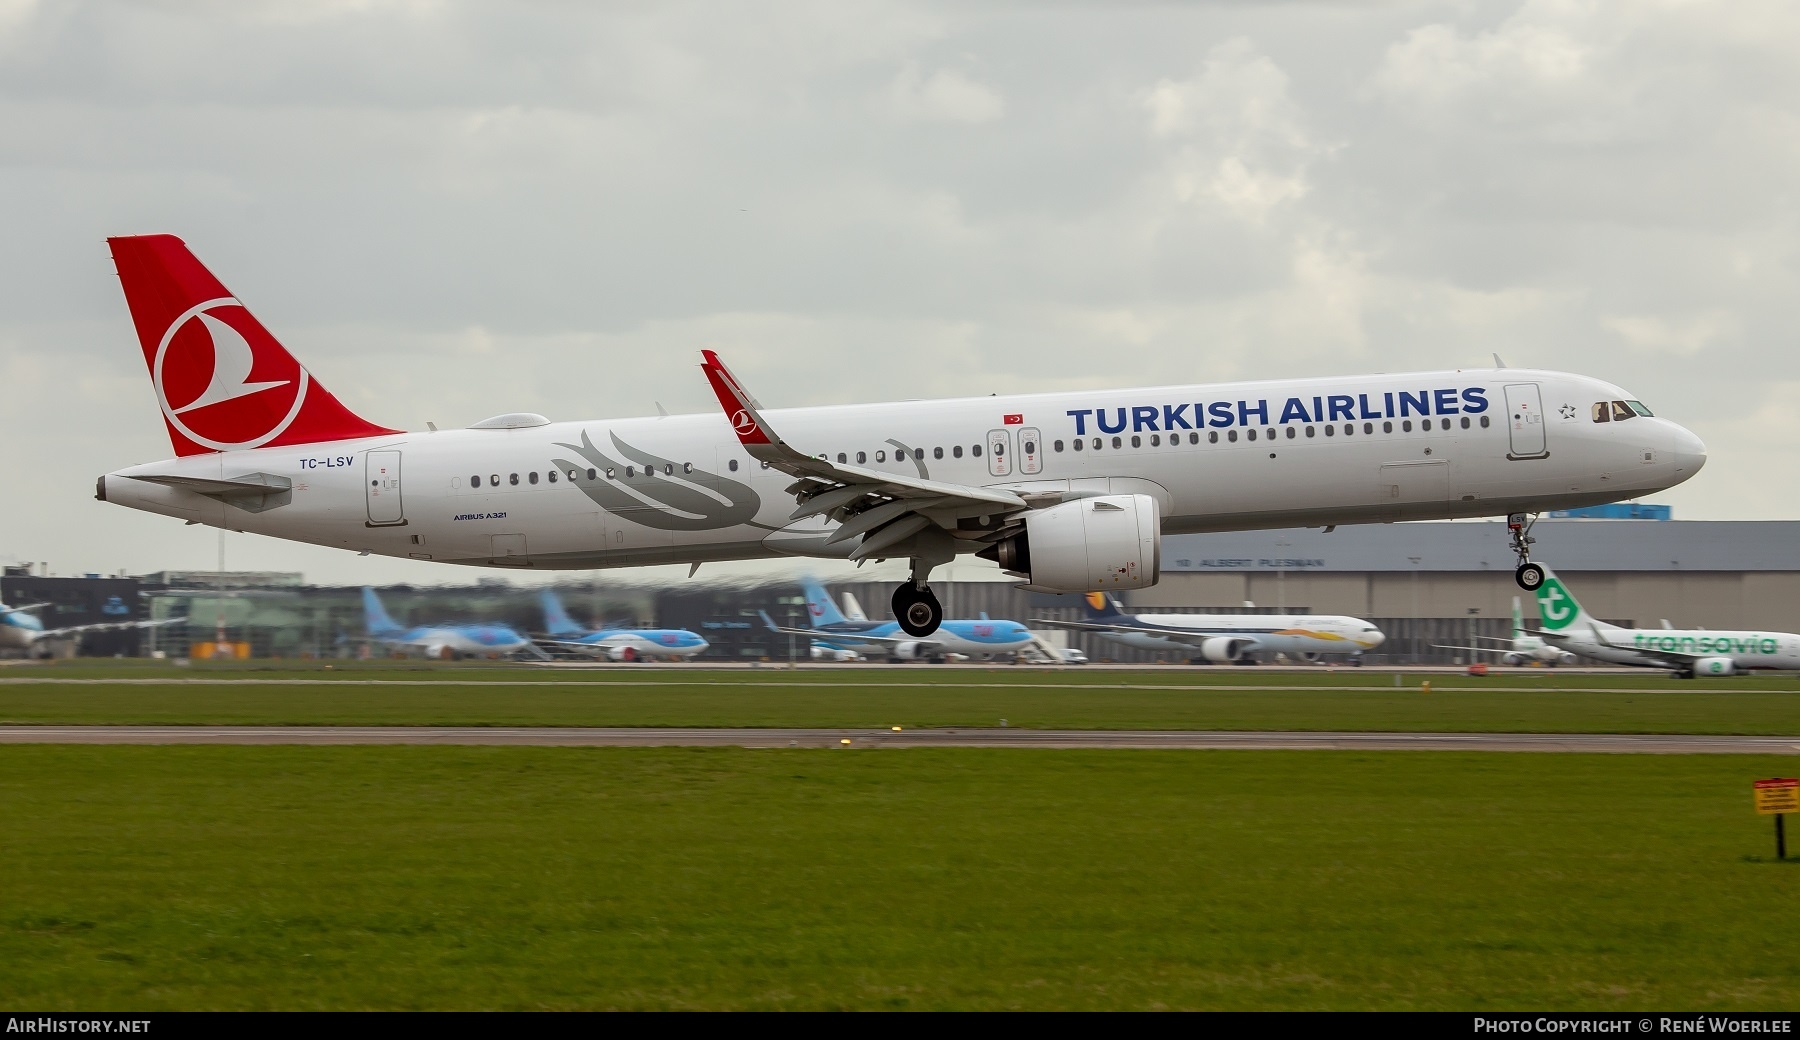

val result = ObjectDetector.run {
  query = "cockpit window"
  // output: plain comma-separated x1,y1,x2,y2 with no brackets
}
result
1626,400,1653,417
1591,402,1611,423
1611,401,1634,421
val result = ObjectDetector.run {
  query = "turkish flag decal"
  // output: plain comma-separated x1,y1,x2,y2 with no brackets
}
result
1002,413,1023,425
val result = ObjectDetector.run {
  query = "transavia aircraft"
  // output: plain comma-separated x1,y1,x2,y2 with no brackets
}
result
538,588,708,661
0,600,180,656
1035,592,1384,663
1528,567,1800,678
361,587,541,660
758,579,1034,661
1435,595,1578,666
97,236,1708,637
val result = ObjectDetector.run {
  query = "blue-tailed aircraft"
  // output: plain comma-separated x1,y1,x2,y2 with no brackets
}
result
361,586,542,660
539,588,708,661
760,579,1034,661
1,600,181,656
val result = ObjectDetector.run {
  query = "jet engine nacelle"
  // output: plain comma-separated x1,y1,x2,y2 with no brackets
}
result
1692,656,1735,677
1199,636,1254,663
810,646,860,662
890,641,929,661
980,494,1161,594
606,646,640,663
424,644,455,661
1501,652,1526,667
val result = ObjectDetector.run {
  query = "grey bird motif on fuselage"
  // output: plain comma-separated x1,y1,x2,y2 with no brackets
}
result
553,430,775,531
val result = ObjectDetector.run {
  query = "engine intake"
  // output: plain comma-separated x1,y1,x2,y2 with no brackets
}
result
979,494,1161,594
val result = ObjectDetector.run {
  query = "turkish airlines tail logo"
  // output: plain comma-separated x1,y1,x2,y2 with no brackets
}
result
110,235,398,456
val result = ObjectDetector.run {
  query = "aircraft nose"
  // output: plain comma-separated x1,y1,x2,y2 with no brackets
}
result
1361,629,1387,649
1670,424,1707,478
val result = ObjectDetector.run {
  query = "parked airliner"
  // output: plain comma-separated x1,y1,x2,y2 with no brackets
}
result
1435,596,1578,666
362,587,539,660
539,588,708,661
0,601,179,656
759,579,1034,661
1035,592,1383,663
1528,567,1800,678
96,235,1707,637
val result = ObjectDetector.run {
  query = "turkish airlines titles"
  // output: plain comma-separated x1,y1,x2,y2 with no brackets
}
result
1066,386,1490,435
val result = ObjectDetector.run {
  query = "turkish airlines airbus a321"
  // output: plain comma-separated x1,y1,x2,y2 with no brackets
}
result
96,235,1708,637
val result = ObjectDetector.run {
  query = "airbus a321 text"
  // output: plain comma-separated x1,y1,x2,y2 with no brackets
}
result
96,235,1707,636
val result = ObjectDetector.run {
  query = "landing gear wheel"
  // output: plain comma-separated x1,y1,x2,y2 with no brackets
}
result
1515,563,1546,591
893,584,943,637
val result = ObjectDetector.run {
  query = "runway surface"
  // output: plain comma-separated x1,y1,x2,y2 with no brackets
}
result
1,726,1796,753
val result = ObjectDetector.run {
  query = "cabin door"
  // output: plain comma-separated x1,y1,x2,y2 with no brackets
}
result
366,450,405,526
1503,383,1549,460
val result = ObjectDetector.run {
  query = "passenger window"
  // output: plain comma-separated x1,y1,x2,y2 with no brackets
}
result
509,473,519,485
1305,426,1315,438
1053,440,1064,452
1612,401,1633,421
1092,438,1102,450
973,444,983,457
1072,439,1083,452
1130,435,1140,448
933,447,944,459
625,466,635,478
1208,431,1218,444
1266,429,1275,441
1402,421,1412,432
1149,434,1159,447
953,446,963,458
837,453,847,463
876,450,886,463
528,472,539,484
1108,438,1119,450
761,461,771,469
1383,421,1393,433
1285,427,1296,439
1460,417,1470,429
683,462,693,474
1227,430,1238,443
471,475,481,488
587,469,597,480
729,459,739,471
606,468,615,479
1189,432,1200,445
1480,415,1491,428
1324,425,1334,437
547,471,557,483
856,451,867,464
664,464,674,475
490,474,499,486
1247,429,1258,442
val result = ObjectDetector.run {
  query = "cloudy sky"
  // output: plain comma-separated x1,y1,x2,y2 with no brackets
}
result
1,0,1795,586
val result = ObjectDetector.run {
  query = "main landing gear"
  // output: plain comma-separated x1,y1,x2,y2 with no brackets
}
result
1508,512,1545,591
893,558,945,637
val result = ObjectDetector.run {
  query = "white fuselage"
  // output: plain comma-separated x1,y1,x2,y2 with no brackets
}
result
1551,624,1800,672
101,369,1705,575
1502,634,1578,666
1098,613,1383,657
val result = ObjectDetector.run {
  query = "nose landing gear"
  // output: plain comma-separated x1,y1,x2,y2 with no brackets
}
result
1508,512,1545,590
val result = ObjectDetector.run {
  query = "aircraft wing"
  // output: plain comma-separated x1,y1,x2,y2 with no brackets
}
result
37,617,184,640
701,350,1044,561
1,603,50,615
1029,617,1219,646
1431,643,1505,656
757,610,941,649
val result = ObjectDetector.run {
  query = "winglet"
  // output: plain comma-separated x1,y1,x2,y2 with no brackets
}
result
699,350,775,448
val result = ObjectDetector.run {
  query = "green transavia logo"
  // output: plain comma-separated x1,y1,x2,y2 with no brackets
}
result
1535,578,1578,631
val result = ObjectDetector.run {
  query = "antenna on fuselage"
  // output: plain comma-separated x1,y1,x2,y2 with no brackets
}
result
1492,353,1508,369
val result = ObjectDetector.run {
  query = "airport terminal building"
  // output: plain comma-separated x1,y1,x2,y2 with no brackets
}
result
9,517,1799,665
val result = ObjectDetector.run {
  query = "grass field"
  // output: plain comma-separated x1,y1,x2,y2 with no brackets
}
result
3,662,1799,733
2,745,1796,1010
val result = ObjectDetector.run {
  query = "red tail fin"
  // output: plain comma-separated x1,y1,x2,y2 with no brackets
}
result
108,234,398,456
